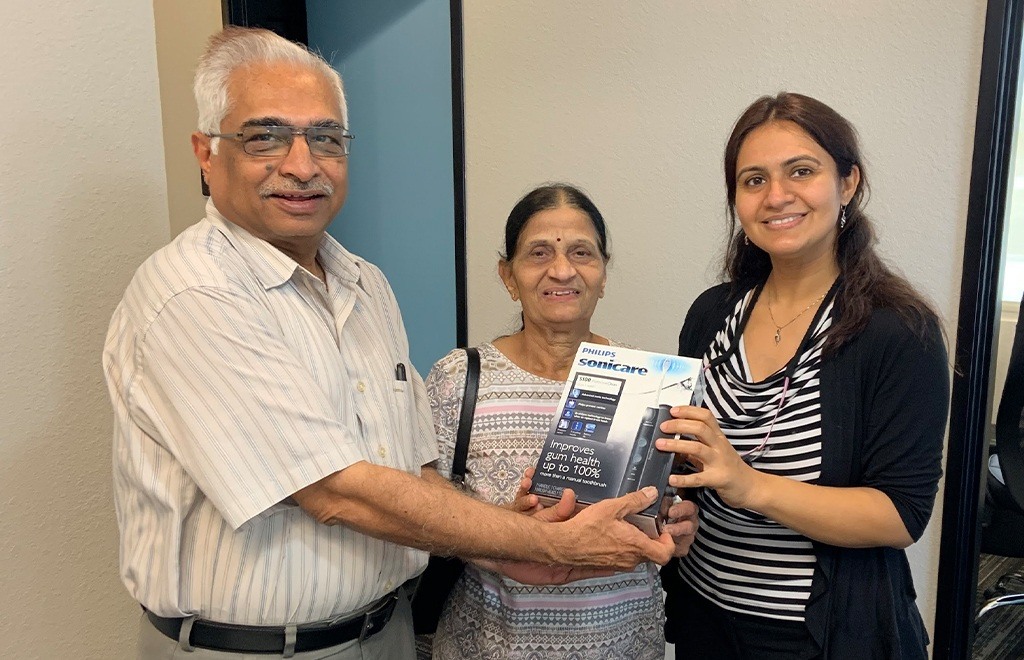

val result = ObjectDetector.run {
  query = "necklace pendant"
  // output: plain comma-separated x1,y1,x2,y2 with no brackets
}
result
774,329,782,345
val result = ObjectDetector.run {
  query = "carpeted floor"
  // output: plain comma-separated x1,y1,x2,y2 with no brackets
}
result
974,553,1024,659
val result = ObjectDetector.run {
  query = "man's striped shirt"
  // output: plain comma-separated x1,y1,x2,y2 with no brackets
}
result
103,201,437,625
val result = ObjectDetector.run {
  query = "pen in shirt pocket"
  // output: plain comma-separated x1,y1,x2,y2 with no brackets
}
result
394,362,408,392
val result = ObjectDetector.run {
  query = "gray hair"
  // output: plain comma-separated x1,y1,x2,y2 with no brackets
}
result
194,27,348,153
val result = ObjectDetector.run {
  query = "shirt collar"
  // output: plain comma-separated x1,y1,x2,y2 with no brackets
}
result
205,199,361,290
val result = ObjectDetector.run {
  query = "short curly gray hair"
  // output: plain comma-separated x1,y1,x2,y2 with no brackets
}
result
194,27,348,153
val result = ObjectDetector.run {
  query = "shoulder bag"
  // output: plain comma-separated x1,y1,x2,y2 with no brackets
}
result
410,347,480,635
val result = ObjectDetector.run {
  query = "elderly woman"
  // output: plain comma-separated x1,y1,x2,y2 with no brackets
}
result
425,184,696,659
657,93,949,659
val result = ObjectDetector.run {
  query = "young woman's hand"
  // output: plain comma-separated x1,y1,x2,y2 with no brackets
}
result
656,405,764,510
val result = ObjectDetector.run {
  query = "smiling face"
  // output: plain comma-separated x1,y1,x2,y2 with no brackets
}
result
733,120,859,270
499,205,608,333
191,61,349,265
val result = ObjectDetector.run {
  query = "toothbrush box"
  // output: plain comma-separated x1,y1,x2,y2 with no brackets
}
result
529,342,704,538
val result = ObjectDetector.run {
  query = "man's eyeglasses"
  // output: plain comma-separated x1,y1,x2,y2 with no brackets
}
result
207,125,354,158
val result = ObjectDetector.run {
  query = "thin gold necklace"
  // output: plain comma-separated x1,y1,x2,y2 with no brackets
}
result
766,288,828,346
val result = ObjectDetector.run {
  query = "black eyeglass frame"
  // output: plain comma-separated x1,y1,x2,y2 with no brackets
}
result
206,125,355,158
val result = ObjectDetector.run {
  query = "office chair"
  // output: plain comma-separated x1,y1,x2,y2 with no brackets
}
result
977,292,1024,621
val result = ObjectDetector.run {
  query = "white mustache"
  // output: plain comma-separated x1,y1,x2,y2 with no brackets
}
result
259,179,334,198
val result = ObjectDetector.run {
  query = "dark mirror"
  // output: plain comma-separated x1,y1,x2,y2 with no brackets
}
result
935,1,1024,658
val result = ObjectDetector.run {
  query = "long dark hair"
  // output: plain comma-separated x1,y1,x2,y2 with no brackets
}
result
501,184,610,262
722,92,940,353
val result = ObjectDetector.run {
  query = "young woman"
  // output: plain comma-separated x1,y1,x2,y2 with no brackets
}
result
657,93,949,659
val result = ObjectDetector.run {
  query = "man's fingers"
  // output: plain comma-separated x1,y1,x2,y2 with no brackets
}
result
532,488,577,523
553,488,577,519
609,486,659,518
648,533,675,565
568,567,615,581
489,560,616,586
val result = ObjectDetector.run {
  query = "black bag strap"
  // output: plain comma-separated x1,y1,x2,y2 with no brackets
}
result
451,347,480,485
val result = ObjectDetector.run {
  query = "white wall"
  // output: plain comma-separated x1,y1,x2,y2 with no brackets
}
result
463,0,986,645
0,2,170,657
0,2,991,656
154,0,223,238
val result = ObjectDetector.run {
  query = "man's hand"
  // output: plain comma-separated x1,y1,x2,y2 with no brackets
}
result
552,486,675,569
508,467,580,524
469,558,614,585
295,462,672,572
510,471,676,569
530,487,578,523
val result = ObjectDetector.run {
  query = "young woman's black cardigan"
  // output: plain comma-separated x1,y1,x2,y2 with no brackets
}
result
663,282,949,659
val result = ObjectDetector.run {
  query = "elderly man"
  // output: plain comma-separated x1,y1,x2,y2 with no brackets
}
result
103,27,679,659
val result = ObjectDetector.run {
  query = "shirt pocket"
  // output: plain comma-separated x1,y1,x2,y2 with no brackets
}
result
388,362,417,470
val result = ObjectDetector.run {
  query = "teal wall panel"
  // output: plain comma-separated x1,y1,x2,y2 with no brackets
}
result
307,0,457,376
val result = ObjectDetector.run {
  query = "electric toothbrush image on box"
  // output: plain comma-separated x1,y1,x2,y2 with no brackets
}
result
619,359,703,509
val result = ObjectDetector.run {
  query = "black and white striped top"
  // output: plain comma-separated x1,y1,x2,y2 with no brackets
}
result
679,287,834,621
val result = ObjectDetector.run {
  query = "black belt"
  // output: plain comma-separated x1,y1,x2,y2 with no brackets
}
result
145,586,404,654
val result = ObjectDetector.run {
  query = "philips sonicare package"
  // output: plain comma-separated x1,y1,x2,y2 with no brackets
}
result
529,342,704,537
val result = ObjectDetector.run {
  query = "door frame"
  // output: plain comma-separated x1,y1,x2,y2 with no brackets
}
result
222,0,468,347
933,1,1023,657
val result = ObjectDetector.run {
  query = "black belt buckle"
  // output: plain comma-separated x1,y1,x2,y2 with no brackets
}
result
358,589,399,642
